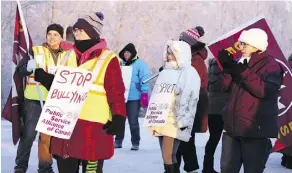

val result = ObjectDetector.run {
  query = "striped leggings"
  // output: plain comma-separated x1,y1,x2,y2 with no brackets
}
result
56,156,104,173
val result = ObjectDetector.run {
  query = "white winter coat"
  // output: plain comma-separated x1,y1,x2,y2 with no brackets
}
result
149,40,201,142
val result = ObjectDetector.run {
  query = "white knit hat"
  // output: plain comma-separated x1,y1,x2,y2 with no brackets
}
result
238,28,268,51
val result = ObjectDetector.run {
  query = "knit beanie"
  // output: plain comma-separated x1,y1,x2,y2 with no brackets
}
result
47,23,64,38
73,12,104,39
179,26,205,46
238,28,268,51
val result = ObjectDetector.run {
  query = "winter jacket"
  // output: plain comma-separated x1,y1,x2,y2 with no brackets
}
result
208,59,230,115
150,40,201,142
50,39,126,160
221,51,282,138
191,46,209,133
119,43,150,101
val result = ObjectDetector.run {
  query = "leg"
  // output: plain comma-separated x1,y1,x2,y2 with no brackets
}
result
181,136,199,172
203,115,224,172
242,138,272,173
15,100,41,172
56,157,80,173
220,133,242,173
161,136,181,173
38,133,54,173
175,141,183,169
82,160,104,173
127,100,141,148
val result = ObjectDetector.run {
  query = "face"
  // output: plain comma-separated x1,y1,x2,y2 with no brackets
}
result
73,28,90,41
46,30,62,49
239,42,258,57
166,46,176,62
124,51,132,61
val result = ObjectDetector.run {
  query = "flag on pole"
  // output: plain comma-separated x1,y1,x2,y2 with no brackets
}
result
2,4,33,145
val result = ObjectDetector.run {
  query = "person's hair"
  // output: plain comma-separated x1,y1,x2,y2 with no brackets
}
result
65,26,74,43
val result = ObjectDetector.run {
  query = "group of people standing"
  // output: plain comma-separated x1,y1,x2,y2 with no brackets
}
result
11,10,291,173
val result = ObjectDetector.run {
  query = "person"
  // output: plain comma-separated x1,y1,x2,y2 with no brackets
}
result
114,43,151,150
34,12,127,173
218,28,283,173
176,26,208,173
149,40,201,173
14,24,77,173
281,53,292,170
201,58,230,173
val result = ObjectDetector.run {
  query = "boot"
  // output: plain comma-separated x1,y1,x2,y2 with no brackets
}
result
202,156,218,173
14,168,25,173
164,164,180,173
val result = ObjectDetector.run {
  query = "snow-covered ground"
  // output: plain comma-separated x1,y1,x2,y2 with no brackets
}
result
1,119,290,173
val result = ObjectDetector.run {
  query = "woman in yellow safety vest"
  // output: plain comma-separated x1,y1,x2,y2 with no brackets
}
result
34,12,127,173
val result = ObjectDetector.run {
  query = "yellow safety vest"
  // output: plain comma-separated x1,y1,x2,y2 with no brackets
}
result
24,46,77,101
78,49,116,123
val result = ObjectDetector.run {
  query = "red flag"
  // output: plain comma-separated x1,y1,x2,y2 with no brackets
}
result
208,17,292,155
2,5,33,145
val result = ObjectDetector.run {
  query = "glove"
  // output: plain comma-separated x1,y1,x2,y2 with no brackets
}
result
35,68,55,90
217,49,237,73
231,59,248,82
26,59,37,72
159,66,164,72
140,93,149,108
103,114,126,136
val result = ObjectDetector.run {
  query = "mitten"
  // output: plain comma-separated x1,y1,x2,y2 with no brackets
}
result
35,68,55,90
140,93,149,108
103,114,126,136
159,66,164,72
27,59,37,72
217,49,237,73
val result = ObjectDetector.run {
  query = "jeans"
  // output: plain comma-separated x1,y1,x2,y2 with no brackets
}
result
14,100,53,173
115,100,141,146
221,132,272,173
159,136,181,164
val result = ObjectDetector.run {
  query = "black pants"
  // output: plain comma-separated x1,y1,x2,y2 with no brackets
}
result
204,115,224,159
56,157,104,173
221,132,272,173
176,136,199,172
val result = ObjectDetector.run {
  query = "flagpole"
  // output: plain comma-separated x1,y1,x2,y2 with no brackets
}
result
16,0,44,108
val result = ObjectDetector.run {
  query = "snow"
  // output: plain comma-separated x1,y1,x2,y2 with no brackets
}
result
1,119,291,173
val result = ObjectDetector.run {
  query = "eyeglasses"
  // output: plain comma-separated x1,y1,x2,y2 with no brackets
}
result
238,42,248,49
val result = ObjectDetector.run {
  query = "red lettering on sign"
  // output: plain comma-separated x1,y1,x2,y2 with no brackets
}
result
58,70,69,84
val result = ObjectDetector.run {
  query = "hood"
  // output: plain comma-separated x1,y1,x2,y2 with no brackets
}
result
119,43,137,62
191,46,208,60
163,40,192,69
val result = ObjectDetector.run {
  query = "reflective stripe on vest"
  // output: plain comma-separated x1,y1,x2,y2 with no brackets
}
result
78,50,116,123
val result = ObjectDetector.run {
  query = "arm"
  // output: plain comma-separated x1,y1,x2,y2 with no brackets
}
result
240,61,282,99
16,53,33,77
176,67,201,128
139,61,151,93
104,57,126,117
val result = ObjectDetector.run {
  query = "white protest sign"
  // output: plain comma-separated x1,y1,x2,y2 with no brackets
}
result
121,66,132,102
143,69,181,126
36,66,94,139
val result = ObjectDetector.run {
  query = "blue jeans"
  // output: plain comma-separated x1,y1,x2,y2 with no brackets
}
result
220,132,272,173
115,100,141,146
15,100,53,173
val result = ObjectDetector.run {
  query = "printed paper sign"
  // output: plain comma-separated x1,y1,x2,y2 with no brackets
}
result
143,69,181,126
36,66,94,139
121,66,132,102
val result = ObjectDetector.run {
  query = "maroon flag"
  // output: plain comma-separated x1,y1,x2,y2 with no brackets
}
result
208,17,292,155
2,5,33,145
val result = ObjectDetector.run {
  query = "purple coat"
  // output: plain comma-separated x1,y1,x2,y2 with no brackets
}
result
221,51,282,138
